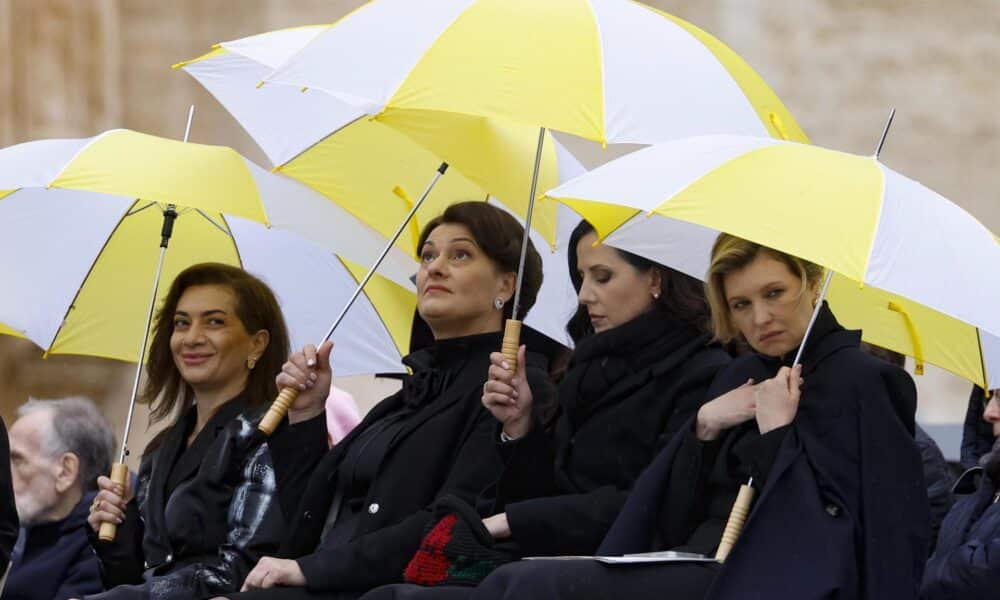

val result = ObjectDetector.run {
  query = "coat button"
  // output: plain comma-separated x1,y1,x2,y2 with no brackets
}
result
165,553,173,563
825,503,841,517
368,502,380,514
144,560,150,570
303,510,313,522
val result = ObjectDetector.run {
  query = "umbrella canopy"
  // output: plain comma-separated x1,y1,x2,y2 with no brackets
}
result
546,135,1000,388
175,35,585,345
0,132,416,375
174,25,584,249
263,0,807,146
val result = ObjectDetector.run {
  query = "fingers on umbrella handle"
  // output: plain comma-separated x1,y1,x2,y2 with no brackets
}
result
259,387,299,436
98,462,130,542
715,484,756,562
501,320,522,375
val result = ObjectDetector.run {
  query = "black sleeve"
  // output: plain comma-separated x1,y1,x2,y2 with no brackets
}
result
657,425,721,547
266,413,330,521
89,499,146,587
0,418,18,574
962,385,995,469
296,408,504,592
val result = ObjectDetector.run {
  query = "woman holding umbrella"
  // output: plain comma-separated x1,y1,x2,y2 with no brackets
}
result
225,201,552,599
458,234,928,599
83,263,321,599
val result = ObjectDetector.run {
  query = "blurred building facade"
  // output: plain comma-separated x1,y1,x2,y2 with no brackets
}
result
1,0,997,459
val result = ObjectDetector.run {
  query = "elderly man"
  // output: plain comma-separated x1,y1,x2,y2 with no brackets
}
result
6,398,115,600
1,416,18,579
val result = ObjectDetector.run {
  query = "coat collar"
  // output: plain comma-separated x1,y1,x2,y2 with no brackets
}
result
145,390,250,537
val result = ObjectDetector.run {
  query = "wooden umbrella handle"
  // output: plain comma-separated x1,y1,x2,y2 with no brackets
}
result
98,462,130,542
715,483,756,562
258,386,299,436
501,319,522,374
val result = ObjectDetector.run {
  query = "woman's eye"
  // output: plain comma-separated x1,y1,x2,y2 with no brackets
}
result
419,250,436,263
208,318,225,326
451,250,471,261
173,319,189,329
731,300,749,311
765,288,784,299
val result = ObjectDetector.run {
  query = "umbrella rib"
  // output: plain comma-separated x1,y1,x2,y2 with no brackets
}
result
125,201,158,217
218,214,243,269
43,199,143,353
195,209,234,238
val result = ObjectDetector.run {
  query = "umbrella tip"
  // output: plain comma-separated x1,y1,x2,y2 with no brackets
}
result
873,108,896,159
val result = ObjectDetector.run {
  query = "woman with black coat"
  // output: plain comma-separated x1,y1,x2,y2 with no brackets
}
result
462,235,929,600
0,416,18,576
82,263,317,600
223,202,553,600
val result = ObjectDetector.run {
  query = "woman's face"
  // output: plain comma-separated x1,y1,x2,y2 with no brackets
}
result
723,253,818,357
169,284,267,395
416,223,514,338
575,231,658,334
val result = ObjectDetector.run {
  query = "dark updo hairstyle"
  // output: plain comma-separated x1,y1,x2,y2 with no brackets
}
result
565,219,710,343
142,263,291,427
416,201,543,321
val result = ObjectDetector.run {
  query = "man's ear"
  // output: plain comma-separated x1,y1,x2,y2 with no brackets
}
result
54,452,80,494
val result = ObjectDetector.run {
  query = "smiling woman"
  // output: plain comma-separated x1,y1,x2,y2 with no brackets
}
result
82,263,327,600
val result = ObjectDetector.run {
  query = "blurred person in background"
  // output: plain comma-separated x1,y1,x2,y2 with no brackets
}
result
920,389,1000,598
5,397,114,600
962,386,996,469
1,416,17,579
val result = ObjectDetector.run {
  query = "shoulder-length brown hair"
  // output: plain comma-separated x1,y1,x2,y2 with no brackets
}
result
706,234,825,342
416,201,543,321
142,263,291,426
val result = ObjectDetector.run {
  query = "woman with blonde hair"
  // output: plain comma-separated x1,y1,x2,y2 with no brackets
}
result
458,234,929,599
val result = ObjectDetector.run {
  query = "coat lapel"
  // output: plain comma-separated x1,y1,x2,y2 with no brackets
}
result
144,410,191,540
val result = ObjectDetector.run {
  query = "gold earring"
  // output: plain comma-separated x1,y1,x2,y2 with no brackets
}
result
247,356,257,370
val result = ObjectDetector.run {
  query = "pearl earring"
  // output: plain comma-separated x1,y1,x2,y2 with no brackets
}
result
494,297,505,310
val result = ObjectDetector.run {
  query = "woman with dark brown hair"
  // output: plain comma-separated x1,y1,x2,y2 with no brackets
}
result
82,263,308,600
218,201,553,600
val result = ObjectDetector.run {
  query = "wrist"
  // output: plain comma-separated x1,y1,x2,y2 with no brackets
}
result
696,406,720,441
288,405,325,425
502,416,533,440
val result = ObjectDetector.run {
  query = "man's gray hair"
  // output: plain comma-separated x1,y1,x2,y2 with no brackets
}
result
18,397,116,492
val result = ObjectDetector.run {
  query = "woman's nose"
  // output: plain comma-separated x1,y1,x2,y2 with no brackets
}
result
984,394,1000,422
577,282,596,305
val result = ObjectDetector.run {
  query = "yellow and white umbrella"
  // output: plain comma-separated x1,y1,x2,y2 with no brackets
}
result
546,134,1000,388
264,0,807,146
0,130,415,374
175,31,586,345
173,24,585,250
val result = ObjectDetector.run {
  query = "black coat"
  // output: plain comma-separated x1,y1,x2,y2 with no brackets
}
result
5,493,103,600
0,417,18,575
920,468,1000,599
275,331,553,594
961,386,994,469
915,424,954,556
490,312,731,556
88,394,316,599
600,304,929,600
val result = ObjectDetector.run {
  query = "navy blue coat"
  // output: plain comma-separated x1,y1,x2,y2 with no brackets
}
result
600,306,929,599
920,468,1000,599
5,493,103,600
0,417,17,575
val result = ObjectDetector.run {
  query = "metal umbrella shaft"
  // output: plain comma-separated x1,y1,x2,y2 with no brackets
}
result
258,162,450,435
501,127,547,373
99,204,177,542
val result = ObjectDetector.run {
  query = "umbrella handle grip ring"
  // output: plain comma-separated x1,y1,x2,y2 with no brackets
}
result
259,387,299,436
501,320,522,375
98,463,131,542
715,483,756,562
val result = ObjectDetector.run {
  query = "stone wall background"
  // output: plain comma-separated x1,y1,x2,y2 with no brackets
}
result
1,0,996,462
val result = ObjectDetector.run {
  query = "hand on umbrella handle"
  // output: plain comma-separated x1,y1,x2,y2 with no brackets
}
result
501,319,522,375
98,462,130,542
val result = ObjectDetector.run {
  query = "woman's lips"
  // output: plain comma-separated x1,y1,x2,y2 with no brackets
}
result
758,330,783,343
423,285,451,294
181,353,212,366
